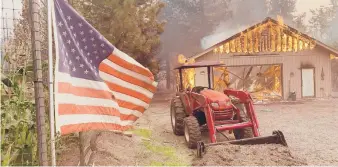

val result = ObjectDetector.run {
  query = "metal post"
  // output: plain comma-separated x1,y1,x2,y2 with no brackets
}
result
207,67,211,89
29,0,49,165
179,69,183,91
166,57,171,90
48,0,56,166
79,132,85,166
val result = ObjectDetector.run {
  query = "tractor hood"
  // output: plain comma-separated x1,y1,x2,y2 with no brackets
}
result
200,89,230,102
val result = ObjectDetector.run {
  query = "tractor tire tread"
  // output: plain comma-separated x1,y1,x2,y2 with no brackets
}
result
184,116,202,149
235,103,254,139
171,97,185,136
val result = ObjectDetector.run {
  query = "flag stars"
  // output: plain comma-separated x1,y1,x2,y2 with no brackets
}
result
72,67,76,72
78,23,83,27
76,42,80,47
82,38,86,42
67,16,72,21
90,60,93,63
92,44,97,47
73,33,77,38
84,46,88,50
69,60,72,65
62,31,67,37
89,30,93,34
91,37,95,41
71,48,76,53
102,50,106,53
67,40,71,44
84,69,89,74
96,56,99,59
80,31,84,35
58,22,63,27
65,52,69,57
80,64,84,68
75,56,80,60
70,25,74,30
93,50,98,54
100,43,105,47
87,52,90,56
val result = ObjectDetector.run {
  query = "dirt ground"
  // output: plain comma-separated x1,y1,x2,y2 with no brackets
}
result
57,92,338,166
192,143,307,166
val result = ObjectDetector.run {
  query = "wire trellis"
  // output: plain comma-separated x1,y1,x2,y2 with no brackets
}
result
1,0,49,166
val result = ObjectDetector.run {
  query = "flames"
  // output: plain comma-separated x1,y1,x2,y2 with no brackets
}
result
213,17,316,54
176,54,195,90
213,67,230,92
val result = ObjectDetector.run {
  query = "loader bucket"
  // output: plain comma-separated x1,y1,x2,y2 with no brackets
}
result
197,130,287,158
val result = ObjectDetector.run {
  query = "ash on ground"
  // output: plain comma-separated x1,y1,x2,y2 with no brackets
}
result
193,143,307,166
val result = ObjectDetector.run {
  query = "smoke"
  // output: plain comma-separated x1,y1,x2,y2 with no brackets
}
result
200,23,248,50
199,0,311,50
200,0,268,49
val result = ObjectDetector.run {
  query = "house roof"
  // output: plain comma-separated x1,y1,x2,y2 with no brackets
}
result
174,61,225,69
190,17,338,60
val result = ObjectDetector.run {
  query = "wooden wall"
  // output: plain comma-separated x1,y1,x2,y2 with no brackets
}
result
195,46,332,99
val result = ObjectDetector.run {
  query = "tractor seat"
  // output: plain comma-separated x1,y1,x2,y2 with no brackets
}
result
192,86,211,93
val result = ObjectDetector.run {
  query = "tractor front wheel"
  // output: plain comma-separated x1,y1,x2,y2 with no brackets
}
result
233,103,254,139
170,97,185,136
183,116,202,149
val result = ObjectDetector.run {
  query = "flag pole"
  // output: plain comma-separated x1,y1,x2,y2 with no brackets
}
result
48,0,56,166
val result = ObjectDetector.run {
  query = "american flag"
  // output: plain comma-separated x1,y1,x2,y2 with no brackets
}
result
53,0,157,135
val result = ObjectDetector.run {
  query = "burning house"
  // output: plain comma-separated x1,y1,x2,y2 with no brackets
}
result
189,17,338,100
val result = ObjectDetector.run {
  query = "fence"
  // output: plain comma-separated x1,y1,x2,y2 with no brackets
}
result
1,0,50,166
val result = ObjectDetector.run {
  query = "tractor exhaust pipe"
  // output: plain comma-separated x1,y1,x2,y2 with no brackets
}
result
197,130,287,158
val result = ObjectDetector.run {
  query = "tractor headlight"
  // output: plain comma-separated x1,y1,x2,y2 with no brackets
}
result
210,102,219,108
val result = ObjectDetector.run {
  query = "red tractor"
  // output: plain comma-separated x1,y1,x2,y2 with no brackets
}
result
170,61,287,157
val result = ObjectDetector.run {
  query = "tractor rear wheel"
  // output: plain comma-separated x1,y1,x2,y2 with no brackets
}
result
233,103,254,139
170,97,185,136
183,116,202,149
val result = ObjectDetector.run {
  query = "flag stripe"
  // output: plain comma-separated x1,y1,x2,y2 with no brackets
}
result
60,123,132,135
102,59,153,84
112,91,149,108
56,93,144,116
58,82,113,100
59,72,154,99
57,93,118,108
58,114,134,127
111,49,153,79
100,72,154,98
116,100,146,113
58,104,139,121
58,72,111,92
105,81,151,103
99,63,156,93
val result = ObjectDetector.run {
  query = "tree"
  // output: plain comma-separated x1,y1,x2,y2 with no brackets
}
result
71,0,165,76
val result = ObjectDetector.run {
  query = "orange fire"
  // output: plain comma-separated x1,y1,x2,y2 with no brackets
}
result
176,54,195,90
212,16,316,54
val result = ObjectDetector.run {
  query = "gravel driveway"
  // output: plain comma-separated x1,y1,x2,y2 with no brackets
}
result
254,99,338,165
